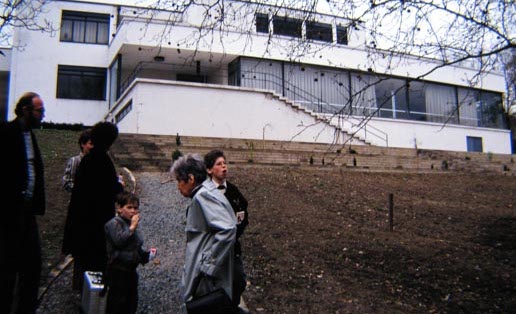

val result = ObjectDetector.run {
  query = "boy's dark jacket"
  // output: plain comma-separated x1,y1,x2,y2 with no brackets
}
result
105,216,150,271
224,181,248,256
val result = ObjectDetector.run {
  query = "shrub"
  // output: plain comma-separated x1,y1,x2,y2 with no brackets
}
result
175,133,182,146
172,149,183,161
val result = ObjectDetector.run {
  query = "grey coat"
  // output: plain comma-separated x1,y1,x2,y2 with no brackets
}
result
181,179,237,303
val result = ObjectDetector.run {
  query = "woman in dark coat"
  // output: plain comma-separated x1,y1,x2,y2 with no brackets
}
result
68,122,123,290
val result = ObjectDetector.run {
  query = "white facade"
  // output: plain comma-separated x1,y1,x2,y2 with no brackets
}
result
5,0,512,153
114,79,355,145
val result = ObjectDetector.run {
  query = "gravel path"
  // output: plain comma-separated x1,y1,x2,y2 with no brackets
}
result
37,172,191,313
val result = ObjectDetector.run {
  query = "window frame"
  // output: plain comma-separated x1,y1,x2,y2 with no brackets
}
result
256,13,269,34
56,65,107,100
336,25,348,45
466,136,483,152
60,10,110,45
272,16,302,38
116,99,133,123
306,21,333,43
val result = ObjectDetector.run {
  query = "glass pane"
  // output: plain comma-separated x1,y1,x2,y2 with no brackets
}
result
306,22,332,43
109,57,119,107
479,92,505,128
467,136,483,152
273,17,302,38
407,81,458,123
97,22,109,44
336,26,347,45
375,77,407,119
60,20,73,41
458,88,480,126
57,75,71,98
57,66,106,100
256,14,268,33
351,74,377,116
408,81,426,121
72,20,85,42
84,21,98,43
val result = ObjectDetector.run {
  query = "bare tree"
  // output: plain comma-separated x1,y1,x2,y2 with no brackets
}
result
129,0,514,148
139,0,514,76
0,0,54,47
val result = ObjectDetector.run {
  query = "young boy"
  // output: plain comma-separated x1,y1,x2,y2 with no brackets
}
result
204,150,249,312
62,129,93,193
104,192,156,314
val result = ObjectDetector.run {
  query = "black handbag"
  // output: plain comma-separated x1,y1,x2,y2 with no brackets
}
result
185,287,234,314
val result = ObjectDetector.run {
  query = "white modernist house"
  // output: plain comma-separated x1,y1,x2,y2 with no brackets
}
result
5,0,512,153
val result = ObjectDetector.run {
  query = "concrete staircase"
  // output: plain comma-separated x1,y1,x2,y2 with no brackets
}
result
111,133,516,175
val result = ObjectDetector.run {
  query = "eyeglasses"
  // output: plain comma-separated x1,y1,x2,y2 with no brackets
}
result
33,108,45,114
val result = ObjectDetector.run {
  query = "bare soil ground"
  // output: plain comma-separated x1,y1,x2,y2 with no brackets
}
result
36,130,516,313
232,167,516,313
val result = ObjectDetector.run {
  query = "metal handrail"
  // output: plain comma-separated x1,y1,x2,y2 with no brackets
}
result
240,70,389,145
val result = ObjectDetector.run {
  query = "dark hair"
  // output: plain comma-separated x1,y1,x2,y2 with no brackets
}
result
170,153,206,186
78,129,92,151
115,191,140,208
204,149,225,169
90,122,118,151
14,92,40,117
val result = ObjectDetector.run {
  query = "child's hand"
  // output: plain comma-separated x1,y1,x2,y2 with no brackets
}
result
130,214,140,231
149,247,157,260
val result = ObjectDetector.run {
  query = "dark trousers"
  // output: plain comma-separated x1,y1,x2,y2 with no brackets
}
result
0,214,42,314
72,260,86,291
233,255,247,307
106,268,138,314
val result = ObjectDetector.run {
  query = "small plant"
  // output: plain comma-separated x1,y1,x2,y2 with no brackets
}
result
322,158,325,165
503,164,509,171
336,149,341,154
172,148,183,161
246,141,255,162
353,157,357,167
175,133,182,146
465,156,471,161
309,156,314,165
441,160,449,170
349,148,357,154
487,152,493,161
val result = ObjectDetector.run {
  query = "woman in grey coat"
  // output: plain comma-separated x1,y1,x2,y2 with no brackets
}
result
170,154,237,308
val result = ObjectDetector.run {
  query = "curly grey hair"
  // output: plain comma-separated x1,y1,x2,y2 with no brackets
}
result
170,153,206,186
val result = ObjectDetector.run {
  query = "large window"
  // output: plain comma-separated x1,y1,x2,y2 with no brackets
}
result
60,11,110,44
273,16,302,38
57,65,107,100
306,21,332,43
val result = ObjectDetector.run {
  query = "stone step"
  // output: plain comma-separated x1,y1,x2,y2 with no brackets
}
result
112,133,516,175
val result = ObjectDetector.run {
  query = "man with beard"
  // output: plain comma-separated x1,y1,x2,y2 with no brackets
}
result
0,92,46,313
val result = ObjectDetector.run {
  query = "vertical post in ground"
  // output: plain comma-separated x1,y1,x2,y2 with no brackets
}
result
389,193,394,232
